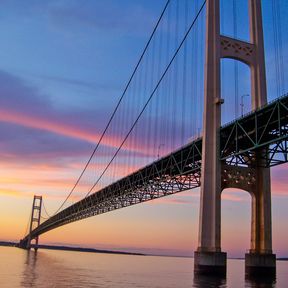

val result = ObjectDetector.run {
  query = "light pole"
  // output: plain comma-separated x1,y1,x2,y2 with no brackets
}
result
240,94,250,117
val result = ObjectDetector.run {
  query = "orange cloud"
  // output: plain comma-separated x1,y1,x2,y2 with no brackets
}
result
0,158,143,204
0,188,33,197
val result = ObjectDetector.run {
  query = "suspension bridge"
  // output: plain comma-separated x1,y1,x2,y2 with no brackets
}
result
18,0,287,277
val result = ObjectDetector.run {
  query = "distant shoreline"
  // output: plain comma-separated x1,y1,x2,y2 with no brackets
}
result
0,241,144,256
1,241,287,260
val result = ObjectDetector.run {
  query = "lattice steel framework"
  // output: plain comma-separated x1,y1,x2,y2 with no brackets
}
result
221,94,288,167
19,94,288,247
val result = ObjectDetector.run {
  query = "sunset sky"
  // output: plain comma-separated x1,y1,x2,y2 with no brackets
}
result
0,0,287,258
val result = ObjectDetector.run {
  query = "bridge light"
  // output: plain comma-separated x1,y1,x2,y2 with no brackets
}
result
214,98,225,105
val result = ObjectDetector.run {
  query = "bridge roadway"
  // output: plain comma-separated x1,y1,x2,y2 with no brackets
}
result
21,94,288,244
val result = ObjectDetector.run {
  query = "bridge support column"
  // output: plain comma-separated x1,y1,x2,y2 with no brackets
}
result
19,195,42,250
195,0,275,277
194,0,226,276
245,162,275,277
222,164,276,277
244,0,276,277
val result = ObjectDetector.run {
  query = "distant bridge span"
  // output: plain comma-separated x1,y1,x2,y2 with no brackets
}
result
20,94,288,245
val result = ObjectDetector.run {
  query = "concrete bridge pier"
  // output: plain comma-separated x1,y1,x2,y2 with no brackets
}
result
194,251,227,276
245,164,276,277
18,239,29,249
245,253,276,277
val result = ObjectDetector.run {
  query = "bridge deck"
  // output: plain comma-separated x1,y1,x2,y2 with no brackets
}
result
21,94,288,243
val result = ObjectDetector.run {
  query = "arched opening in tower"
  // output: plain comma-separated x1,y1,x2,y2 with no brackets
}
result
221,188,251,259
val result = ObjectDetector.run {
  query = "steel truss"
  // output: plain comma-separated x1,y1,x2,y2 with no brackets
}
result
20,94,288,245
220,94,288,167
21,139,203,242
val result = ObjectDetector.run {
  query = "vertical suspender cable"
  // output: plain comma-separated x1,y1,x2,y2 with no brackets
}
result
233,0,239,118
181,0,189,145
272,0,281,97
275,0,285,94
51,0,171,215
84,1,207,198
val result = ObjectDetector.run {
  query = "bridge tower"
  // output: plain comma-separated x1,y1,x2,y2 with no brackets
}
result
194,0,276,276
19,195,42,250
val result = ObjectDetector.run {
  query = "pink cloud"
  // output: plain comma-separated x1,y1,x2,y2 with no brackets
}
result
271,164,288,197
0,107,159,158
156,197,194,205
222,193,248,202
0,108,115,145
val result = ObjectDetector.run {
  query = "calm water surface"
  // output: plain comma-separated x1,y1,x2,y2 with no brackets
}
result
0,247,287,288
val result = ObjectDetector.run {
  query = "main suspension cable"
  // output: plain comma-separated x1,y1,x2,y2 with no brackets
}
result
51,0,171,215
85,0,207,198
42,200,52,218
23,212,31,238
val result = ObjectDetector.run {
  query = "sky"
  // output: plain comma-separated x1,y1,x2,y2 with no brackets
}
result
0,0,287,258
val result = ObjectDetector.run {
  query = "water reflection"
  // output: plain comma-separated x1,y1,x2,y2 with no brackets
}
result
19,249,104,288
9,248,282,288
245,275,276,288
193,274,277,288
193,274,227,288
21,250,38,287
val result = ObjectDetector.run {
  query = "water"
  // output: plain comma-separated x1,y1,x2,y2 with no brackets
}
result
0,247,287,288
